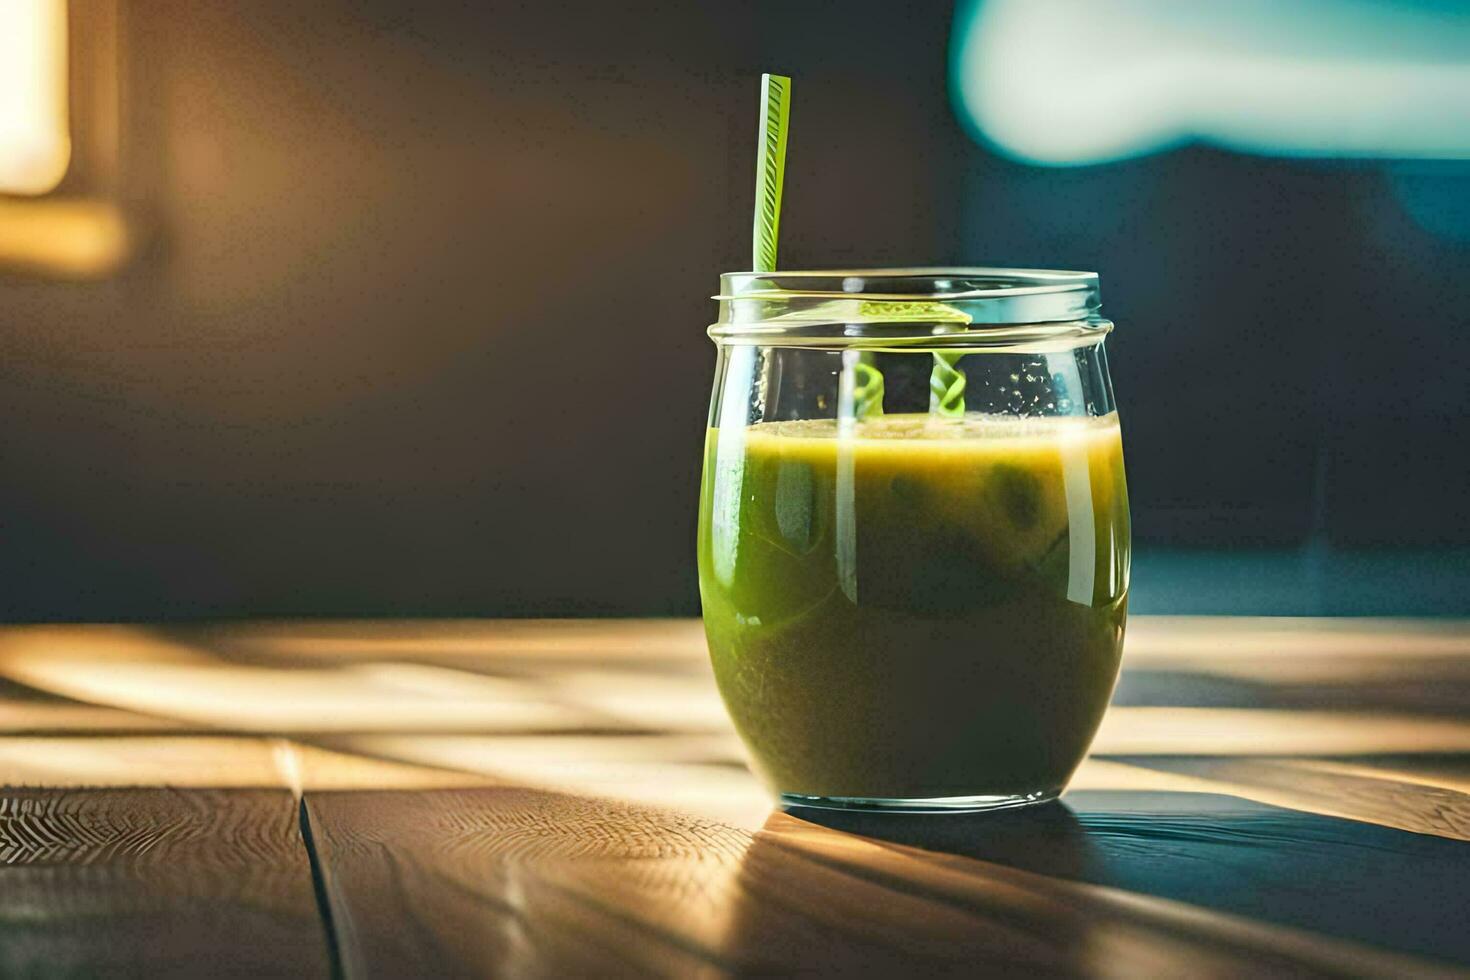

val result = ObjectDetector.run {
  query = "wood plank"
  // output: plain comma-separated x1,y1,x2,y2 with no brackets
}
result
287,740,505,792
761,810,1467,978
305,786,1459,978
793,791,1470,967
1091,707,1470,755
1112,663,1470,715
1101,756,1470,842
0,701,184,735
1071,756,1470,842
180,618,710,664
1304,755,1470,794
0,733,508,794
307,787,752,977
0,675,184,734
323,733,769,827
0,627,612,735
0,788,330,978
1123,617,1470,663
0,736,292,788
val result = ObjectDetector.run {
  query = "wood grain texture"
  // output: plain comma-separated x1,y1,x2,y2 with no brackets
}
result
305,786,1463,978
307,787,751,978
0,788,330,978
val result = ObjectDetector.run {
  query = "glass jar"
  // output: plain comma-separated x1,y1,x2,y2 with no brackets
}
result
697,269,1130,812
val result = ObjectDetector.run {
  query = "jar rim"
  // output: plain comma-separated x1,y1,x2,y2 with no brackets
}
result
711,267,1108,350
717,267,1098,304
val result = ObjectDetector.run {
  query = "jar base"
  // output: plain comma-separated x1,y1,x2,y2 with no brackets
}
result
779,788,1059,814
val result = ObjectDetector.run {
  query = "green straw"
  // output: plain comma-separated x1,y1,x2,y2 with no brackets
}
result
752,74,879,418
751,73,967,422
930,351,966,417
851,360,885,418
751,73,792,273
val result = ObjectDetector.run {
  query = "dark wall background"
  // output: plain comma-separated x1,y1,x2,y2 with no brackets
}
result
1,0,1467,620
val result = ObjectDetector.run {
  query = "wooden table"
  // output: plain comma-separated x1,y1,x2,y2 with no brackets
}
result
2,618,1467,977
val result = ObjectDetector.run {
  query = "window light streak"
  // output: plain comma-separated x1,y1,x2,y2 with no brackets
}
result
0,0,70,194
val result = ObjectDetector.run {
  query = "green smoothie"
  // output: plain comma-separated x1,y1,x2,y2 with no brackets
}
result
697,413,1130,804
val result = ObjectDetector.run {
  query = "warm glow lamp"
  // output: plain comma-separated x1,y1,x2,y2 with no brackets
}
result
0,0,70,195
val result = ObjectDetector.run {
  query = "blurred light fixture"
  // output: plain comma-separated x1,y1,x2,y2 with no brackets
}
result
0,0,129,278
951,0,1470,166
0,197,126,275
0,0,70,195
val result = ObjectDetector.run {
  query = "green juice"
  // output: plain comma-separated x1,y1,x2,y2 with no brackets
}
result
697,413,1130,804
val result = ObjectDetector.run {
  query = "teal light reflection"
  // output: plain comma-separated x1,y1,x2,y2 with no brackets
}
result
950,0,1470,167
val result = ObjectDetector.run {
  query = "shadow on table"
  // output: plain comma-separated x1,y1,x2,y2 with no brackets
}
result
783,790,1470,966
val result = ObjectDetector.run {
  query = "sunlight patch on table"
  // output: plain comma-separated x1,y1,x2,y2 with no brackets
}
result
0,736,287,787
1093,707,1470,756
337,733,769,828
207,618,709,661
0,627,604,733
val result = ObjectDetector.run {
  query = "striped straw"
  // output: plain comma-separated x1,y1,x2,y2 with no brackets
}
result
751,73,791,273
